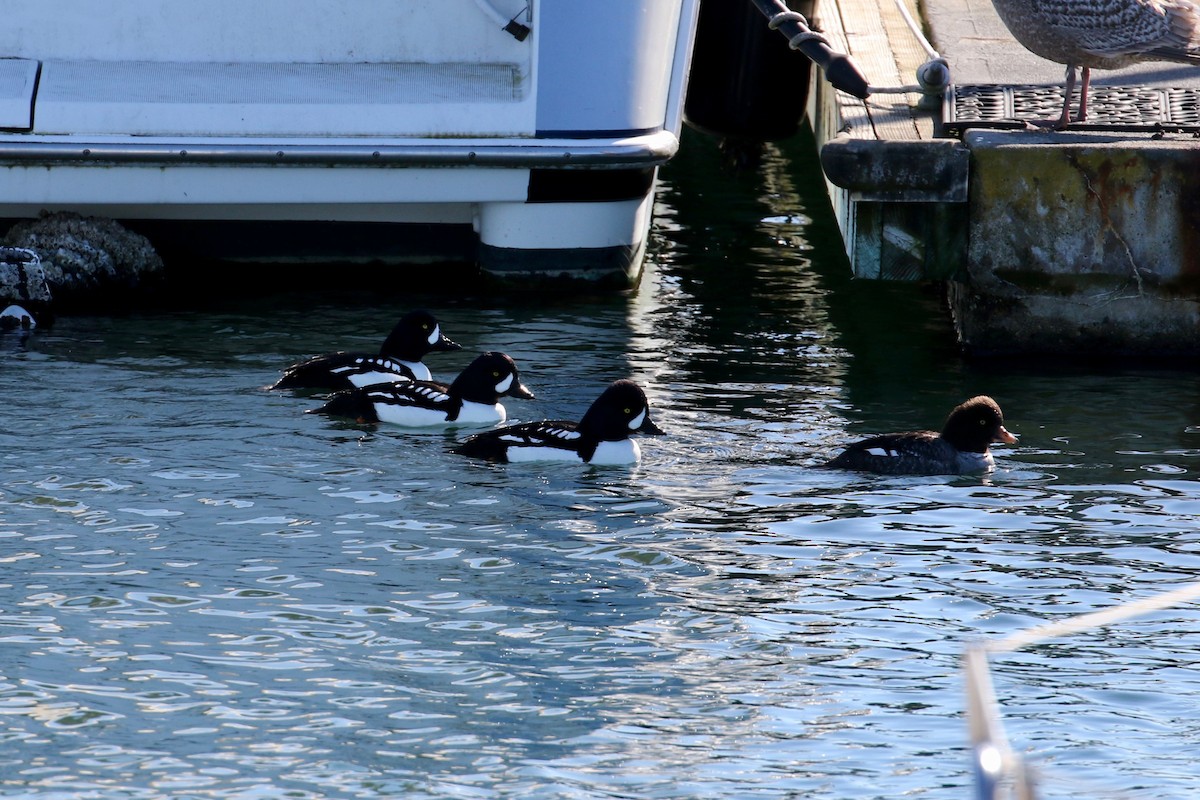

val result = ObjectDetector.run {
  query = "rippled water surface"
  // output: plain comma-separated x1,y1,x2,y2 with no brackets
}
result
4,131,1200,799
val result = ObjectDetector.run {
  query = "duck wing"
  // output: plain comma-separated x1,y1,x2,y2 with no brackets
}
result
455,420,584,462
272,352,419,391
310,381,454,424
825,431,959,475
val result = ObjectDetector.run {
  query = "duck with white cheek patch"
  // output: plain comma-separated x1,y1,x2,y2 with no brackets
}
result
824,396,1018,476
271,309,461,391
454,379,664,465
310,352,534,427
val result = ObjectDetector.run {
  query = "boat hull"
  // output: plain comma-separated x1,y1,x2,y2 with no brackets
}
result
0,0,700,286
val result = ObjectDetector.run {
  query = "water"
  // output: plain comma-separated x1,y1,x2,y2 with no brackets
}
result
3,129,1200,799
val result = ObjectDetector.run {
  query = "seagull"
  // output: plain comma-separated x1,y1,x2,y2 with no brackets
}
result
990,0,1200,127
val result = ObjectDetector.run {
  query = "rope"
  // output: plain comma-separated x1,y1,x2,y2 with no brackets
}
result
767,10,804,28
870,85,930,94
881,0,950,97
892,0,940,60
767,10,832,49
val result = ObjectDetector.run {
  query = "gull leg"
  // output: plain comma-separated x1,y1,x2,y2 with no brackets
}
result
1057,64,1077,128
1078,66,1092,122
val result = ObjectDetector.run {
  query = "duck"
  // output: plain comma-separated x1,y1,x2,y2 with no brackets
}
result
310,351,534,427
823,395,1018,475
270,309,460,391
990,0,1200,127
454,379,664,464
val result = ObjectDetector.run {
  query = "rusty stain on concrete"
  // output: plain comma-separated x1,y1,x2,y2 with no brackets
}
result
953,129,1200,356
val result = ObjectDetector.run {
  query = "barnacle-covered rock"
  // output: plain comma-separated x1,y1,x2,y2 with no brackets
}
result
0,245,50,302
0,246,51,328
2,212,163,307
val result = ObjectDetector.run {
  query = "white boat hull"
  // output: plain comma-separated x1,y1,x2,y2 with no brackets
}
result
0,0,700,284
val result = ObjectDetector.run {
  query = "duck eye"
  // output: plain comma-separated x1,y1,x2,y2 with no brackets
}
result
980,418,987,425
493,371,500,377
624,407,632,414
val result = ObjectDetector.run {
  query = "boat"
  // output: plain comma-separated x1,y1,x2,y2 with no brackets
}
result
0,1,701,286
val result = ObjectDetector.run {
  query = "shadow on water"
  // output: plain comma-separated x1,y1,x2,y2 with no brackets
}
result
655,128,981,426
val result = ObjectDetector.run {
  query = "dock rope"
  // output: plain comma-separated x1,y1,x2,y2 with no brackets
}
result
750,0,871,98
892,0,938,61
767,9,833,50
866,0,950,99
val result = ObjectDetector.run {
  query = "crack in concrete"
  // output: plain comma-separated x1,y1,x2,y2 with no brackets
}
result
1067,154,1146,299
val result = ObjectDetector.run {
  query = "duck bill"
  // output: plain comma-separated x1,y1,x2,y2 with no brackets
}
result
639,416,665,436
432,334,462,352
511,382,535,400
995,426,1018,445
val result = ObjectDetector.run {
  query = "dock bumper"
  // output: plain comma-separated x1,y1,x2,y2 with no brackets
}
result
818,134,970,282
820,135,968,202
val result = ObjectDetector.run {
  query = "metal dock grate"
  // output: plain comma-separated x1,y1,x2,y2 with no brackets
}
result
944,84,1200,134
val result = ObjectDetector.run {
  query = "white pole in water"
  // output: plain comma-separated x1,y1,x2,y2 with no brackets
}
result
964,645,1038,800
966,579,1200,799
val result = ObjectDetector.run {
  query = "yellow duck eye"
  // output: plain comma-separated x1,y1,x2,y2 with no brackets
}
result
624,408,632,414
493,371,501,377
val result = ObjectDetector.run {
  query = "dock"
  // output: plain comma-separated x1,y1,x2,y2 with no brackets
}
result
807,0,1200,357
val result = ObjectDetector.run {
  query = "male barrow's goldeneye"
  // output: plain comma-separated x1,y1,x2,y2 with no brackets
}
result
454,379,664,465
310,352,534,427
824,395,1018,476
271,309,460,391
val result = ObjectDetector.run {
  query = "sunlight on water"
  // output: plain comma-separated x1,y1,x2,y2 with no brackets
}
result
2,131,1200,799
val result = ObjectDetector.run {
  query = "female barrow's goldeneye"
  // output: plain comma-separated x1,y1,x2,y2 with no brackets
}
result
310,352,534,427
271,309,460,391
824,395,1018,476
454,379,664,465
